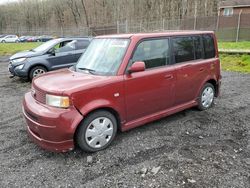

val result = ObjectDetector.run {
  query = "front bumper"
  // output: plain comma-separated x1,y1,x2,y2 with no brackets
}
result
8,62,28,78
22,92,83,152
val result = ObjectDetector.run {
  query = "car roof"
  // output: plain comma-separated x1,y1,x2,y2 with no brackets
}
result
96,31,214,39
57,37,92,41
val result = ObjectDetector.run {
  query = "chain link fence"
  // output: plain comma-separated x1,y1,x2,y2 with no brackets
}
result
1,14,250,42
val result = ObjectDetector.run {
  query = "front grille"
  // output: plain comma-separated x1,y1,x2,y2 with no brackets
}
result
33,87,46,104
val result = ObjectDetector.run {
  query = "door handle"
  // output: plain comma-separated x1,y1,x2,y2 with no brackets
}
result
164,74,173,80
199,68,204,72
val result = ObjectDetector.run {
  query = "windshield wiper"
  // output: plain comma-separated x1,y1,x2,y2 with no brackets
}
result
77,67,96,74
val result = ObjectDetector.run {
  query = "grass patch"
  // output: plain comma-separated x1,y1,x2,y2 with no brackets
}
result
0,42,42,55
220,53,250,73
218,41,250,50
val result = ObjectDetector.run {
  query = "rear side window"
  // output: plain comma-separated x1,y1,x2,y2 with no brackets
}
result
132,38,170,69
173,37,194,63
203,35,216,59
76,40,90,50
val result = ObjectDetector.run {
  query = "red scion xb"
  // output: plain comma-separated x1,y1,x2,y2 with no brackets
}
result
22,31,221,152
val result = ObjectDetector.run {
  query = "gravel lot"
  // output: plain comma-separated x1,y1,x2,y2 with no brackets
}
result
0,60,250,188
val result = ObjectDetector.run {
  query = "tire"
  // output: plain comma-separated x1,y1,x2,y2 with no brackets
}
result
2,40,6,43
29,66,47,80
197,83,215,111
76,110,117,152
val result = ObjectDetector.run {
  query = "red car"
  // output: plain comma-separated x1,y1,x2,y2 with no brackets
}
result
23,31,221,152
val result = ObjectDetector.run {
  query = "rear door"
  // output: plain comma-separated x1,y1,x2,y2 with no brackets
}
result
173,35,213,105
124,38,176,122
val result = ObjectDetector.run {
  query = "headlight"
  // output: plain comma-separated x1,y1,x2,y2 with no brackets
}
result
15,64,24,70
12,57,27,63
46,94,70,108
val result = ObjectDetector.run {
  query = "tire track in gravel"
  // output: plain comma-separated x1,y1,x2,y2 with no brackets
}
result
82,144,176,184
0,114,23,127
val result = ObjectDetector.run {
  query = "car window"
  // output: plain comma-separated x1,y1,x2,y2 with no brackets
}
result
132,39,170,69
193,36,202,59
76,40,90,50
203,34,216,59
173,37,194,63
55,40,76,53
76,38,129,75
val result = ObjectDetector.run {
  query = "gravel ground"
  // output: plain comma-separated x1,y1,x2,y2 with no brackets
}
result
0,60,250,188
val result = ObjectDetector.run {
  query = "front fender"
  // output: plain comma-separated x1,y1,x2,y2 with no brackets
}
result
73,97,126,127
26,56,51,72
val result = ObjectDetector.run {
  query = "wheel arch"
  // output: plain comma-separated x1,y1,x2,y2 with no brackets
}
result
74,106,122,135
206,79,219,97
196,77,219,99
28,64,48,79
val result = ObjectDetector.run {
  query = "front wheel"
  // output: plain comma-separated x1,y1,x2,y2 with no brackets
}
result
197,83,215,110
29,66,47,80
76,110,117,152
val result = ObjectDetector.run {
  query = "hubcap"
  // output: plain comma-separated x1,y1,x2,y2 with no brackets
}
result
85,117,114,149
201,87,214,108
33,69,45,77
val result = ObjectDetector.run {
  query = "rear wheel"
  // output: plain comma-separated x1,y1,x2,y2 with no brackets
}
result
197,83,215,110
76,110,117,152
29,66,47,80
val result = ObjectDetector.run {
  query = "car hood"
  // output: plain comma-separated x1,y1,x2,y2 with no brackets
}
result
33,69,113,95
10,50,40,60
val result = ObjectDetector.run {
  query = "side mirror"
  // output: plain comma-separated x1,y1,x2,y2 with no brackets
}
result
48,48,56,56
128,61,145,73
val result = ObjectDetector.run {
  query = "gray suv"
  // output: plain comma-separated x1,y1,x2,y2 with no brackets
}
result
8,37,91,80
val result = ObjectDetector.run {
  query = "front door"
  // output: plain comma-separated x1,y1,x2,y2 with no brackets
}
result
124,38,176,122
46,40,77,70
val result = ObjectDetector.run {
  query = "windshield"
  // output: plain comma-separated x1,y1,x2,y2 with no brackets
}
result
76,38,129,75
33,39,61,52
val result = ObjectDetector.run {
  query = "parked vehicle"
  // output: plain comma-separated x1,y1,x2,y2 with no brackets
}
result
8,37,91,80
26,36,39,42
36,35,54,42
18,36,31,43
22,31,221,152
0,35,19,43
0,34,6,38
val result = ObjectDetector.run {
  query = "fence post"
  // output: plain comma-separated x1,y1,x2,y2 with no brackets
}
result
60,26,63,37
125,20,128,33
162,19,165,30
194,17,197,30
117,20,119,34
194,0,197,30
236,9,242,42
140,20,142,32
216,11,220,31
